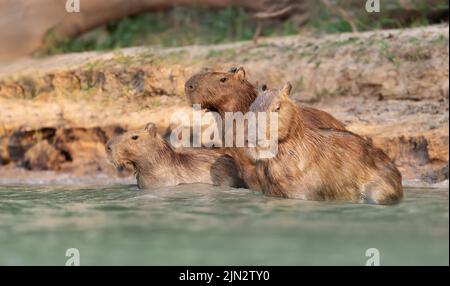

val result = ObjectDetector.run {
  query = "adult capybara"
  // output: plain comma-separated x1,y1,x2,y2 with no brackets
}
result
106,123,245,189
185,67,346,130
184,67,346,192
251,83,346,130
248,83,403,204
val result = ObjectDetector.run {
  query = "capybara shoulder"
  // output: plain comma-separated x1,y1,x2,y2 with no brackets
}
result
106,123,245,189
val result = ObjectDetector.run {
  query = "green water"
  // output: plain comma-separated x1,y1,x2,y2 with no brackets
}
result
0,184,448,265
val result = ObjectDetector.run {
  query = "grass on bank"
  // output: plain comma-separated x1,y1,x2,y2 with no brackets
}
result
40,1,449,56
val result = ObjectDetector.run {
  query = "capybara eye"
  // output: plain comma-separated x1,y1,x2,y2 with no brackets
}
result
274,105,281,112
131,135,139,140
220,77,228,83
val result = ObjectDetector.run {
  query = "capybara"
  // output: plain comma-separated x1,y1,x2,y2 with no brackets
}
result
248,83,403,204
251,83,346,130
184,67,346,192
106,123,245,189
185,66,346,130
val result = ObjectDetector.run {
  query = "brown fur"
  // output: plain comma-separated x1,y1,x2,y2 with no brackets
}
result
185,67,257,117
249,83,403,204
106,123,245,189
252,84,346,130
184,67,346,192
185,67,346,130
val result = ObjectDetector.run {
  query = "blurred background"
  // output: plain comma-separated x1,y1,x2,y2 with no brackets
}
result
0,0,448,62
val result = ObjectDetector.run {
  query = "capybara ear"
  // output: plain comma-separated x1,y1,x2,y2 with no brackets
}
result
279,82,292,100
271,82,292,110
228,67,238,73
145,122,157,137
233,67,246,81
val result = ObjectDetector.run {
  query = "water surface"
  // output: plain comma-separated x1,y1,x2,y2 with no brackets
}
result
0,184,448,265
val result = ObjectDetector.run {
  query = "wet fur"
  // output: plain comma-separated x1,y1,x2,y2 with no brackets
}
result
106,124,245,189
251,89,403,204
251,88,346,130
184,68,346,192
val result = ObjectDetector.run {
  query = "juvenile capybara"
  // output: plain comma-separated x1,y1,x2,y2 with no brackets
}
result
106,123,245,189
184,67,346,192
248,83,403,204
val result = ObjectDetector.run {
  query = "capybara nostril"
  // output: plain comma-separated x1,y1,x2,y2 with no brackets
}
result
185,77,198,92
105,141,112,153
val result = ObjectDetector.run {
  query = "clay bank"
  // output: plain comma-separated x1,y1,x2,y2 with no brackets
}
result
0,25,448,188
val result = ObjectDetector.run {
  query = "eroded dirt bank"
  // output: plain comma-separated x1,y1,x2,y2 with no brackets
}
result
0,25,448,186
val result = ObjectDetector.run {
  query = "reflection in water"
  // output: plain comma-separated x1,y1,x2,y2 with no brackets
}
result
0,184,448,265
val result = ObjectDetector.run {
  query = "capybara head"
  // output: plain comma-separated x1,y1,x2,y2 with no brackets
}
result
250,82,302,142
250,83,275,113
106,123,166,169
185,67,257,113
245,83,298,161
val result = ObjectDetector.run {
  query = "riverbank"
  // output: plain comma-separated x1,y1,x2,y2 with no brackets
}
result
0,25,448,187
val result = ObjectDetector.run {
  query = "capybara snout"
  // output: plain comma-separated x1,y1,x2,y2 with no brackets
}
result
185,74,199,93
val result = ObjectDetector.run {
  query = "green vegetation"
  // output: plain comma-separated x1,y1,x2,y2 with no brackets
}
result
378,39,395,62
41,1,449,56
309,0,449,33
43,7,297,55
